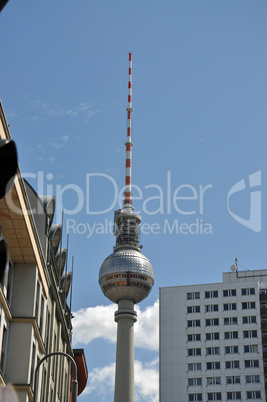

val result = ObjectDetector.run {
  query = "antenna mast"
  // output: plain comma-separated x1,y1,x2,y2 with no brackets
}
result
123,52,133,212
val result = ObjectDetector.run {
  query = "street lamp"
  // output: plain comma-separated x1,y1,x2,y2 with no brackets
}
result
33,351,78,402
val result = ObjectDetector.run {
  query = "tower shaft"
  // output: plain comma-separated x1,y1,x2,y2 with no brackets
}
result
114,299,137,402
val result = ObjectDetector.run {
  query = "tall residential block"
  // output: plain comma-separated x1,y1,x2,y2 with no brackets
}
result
160,269,267,401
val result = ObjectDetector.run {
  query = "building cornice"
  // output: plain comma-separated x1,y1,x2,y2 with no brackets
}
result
12,384,34,402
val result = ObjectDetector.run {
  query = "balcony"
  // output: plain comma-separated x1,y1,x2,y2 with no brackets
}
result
262,322,267,330
261,307,267,316
260,293,267,302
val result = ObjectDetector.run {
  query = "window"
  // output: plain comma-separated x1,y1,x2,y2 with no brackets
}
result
242,301,256,309
224,317,238,325
244,345,258,353
64,371,68,402
243,316,256,324
206,318,219,326
206,347,220,355
52,333,57,379
225,361,239,369
205,290,218,298
41,368,47,402
30,343,36,387
225,346,239,354
246,375,260,384
39,295,45,336
206,332,219,341
6,262,13,305
187,305,200,313
188,378,202,386
246,391,261,399
188,363,201,371
188,334,201,342
187,292,200,300
207,393,221,400
35,281,40,323
0,326,7,374
58,355,63,398
189,394,202,401
207,362,220,370
223,303,237,311
45,310,51,348
187,333,201,342
243,330,257,338
188,320,201,327
224,331,238,339
242,288,255,296
226,376,240,384
205,304,218,312
245,360,259,368
207,377,221,385
226,392,241,400
223,289,236,297
188,348,201,356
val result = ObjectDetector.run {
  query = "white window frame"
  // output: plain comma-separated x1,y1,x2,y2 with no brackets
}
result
206,347,220,355
224,317,238,325
187,292,200,300
206,318,219,326
241,288,255,296
224,331,238,339
223,303,237,311
207,377,221,385
206,332,219,341
205,304,218,312
225,360,239,369
242,316,256,324
223,289,236,297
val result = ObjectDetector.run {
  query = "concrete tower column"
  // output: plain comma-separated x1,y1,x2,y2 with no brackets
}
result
114,299,137,402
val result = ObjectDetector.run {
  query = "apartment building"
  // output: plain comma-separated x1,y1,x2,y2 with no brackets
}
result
160,269,267,401
0,101,87,401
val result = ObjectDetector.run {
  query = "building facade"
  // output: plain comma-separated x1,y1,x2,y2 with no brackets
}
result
0,101,87,401
160,269,267,401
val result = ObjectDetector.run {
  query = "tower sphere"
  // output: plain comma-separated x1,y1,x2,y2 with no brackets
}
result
99,248,154,304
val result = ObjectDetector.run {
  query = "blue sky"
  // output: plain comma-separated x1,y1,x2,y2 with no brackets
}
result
1,1,267,400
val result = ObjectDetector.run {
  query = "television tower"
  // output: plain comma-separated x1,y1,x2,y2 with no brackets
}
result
99,53,154,402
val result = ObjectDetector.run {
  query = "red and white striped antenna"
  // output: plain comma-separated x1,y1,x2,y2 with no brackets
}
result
123,52,133,212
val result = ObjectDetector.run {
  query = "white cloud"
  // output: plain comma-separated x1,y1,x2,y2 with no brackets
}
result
51,142,62,150
72,304,117,345
135,359,159,402
72,300,159,351
135,301,159,351
29,98,104,123
80,359,159,402
35,99,65,117
60,135,70,141
82,362,115,401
